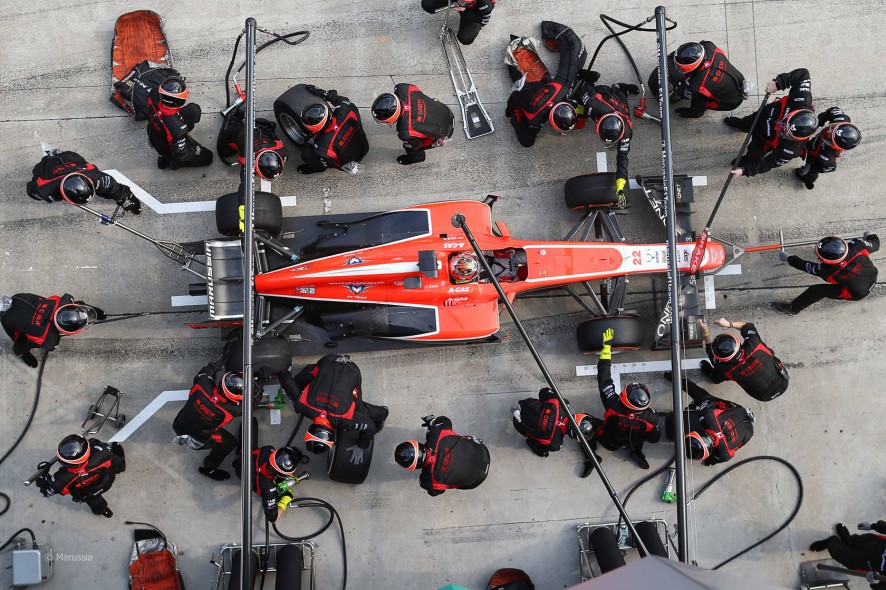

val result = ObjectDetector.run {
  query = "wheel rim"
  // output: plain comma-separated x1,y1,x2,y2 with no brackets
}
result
278,112,305,144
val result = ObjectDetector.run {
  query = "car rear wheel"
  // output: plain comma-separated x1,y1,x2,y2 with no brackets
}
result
564,173,619,210
576,314,641,354
327,428,373,484
216,191,283,238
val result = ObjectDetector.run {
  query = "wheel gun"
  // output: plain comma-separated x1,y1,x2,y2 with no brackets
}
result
277,471,310,494
662,467,677,503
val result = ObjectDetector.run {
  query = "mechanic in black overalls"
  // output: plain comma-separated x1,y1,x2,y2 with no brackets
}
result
147,76,214,170
172,363,243,481
278,355,388,465
395,415,490,496
576,75,637,207
727,68,817,178
809,521,886,587
511,388,602,478
296,85,369,175
421,0,495,46
26,150,141,213
773,233,879,316
217,107,288,180
595,329,662,470
699,318,789,402
35,434,126,518
371,83,454,165
663,374,754,466
647,41,746,119
794,107,862,190
253,445,301,523
1,293,105,367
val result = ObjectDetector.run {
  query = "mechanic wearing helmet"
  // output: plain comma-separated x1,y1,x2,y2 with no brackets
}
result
371,83,454,165
595,328,662,469
296,85,369,175
575,72,638,208
278,355,388,464
395,415,490,496
252,445,302,522
34,435,125,518
795,107,862,190
421,0,495,46
699,318,789,402
808,521,886,587
727,68,816,178
147,75,214,170
217,109,289,180
172,361,244,481
1,293,105,368
647,41,747,119
26,149,141,213
662,373,754,466
511,388,602,478
772,233,879,316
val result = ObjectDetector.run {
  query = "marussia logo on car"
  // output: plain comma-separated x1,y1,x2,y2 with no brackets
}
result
346,284,369,294
345,256,364,266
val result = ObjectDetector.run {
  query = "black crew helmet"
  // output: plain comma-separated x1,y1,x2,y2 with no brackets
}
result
394,440,427,471
548,102,577,133
269,447,298,477
596,113,625,145
825,122,861,152
57,434,90,466
220,372,244,403
60,172,95,205
619,382,651,411
571,413,596,439
304,415,335,454
371,93,402,125
53,304,98,335
158,76,189,108
301,103,329,134
782,109,818,141
255,149,284,181
674,42,705,73
815,235,848,264
711,333,742,362
685,431,713,461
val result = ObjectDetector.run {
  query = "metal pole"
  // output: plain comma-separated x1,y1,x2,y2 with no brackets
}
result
452,215,649,557
239,17,257,590
655,5,689,562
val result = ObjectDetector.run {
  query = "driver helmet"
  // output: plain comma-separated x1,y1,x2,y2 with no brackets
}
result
304,415,335,454
60,172,95,205
711,333,742,362
549,102,577,133
620,382,651,411
57,434,90,466
596,113,625,145
269,447,298,477
822,122,861,152
158,76,189,108
685,431,713,461
449,252,479,283
394,440,428,470
53,304,98,335
255,149,284,181
218,372,244,403
301,103,329,134
674,42,705,73
781,109,817,141
371,93,402,125
815,236,848,265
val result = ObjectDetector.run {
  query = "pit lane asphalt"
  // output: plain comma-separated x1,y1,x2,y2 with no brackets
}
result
1,1,884,588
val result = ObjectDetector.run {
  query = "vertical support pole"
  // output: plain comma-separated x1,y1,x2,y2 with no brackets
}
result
239,16,257,590
655,5,689,562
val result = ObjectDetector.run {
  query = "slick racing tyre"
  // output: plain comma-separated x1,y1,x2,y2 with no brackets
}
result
564,173,618,210
215,191,283,238
274,544,304,590
327,428,373,484
227,549,259,590
588,527,626,574
576,314,641,354
274,84,317,145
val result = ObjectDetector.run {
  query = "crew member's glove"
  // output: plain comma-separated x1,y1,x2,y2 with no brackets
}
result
617,83,640,96
778,250,790,262
871,520,886,534
615,178,627,209
600,328,613,360
37,461,50,471
346,444,365,466
421,415,436,428
276,491,293,512
120,194,142,215
111,442,125,458
21,353,39,368
323,89,339,103
577,69,601,85
304,85,325,97
35,474,51,496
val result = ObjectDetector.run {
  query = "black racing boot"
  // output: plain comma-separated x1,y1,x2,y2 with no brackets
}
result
102,508,113,518
795,168,814,190
700,359,716,379
199,466,231,481
630,449,650,470
724,116,743,130
581,460,594,478
526,438,549,458
771,301,798,316
158,156,171,170
809,536,836,552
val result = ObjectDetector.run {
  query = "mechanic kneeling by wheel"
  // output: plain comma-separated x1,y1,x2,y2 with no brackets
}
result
295,85,369,175
278,354,388,466
699,318,789,402
253,445,303,523
595,328,663,470
395,415,490,497
35,434,126,518
511,388,602,478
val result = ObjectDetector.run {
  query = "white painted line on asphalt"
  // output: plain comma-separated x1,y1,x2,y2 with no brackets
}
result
576,358,706,391
596,152,608,173
171,295,208,307
260,178,271,192
108,389,189,442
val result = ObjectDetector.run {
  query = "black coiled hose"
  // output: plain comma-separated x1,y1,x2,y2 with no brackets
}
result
271,497,347,590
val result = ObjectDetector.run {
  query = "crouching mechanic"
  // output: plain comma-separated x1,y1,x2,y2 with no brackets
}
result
217,106,288,180
395,415,490,496
371,83,454,165
1,293,105,367
596,328,663,469
172,361,244,481
809,521,886,589
699,318,789,402
795,107,862,190
35,434,126,518
253,445,302,523
278,355,388,465
148,76,214,170
773,233,879,316
511,388,602,478
296,85,369,175
26,150,141,213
